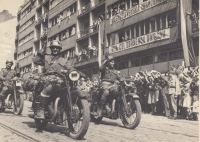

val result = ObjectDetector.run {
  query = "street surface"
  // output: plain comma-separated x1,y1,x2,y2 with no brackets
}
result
0,101,198,142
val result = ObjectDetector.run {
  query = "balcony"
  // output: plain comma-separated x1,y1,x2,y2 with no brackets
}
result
38,0,49,7
78,4,90,16
109,0,167,25
35,13,48,26
91,0,105,8
90,25,99,34
75,52,98,64
78,28,90,39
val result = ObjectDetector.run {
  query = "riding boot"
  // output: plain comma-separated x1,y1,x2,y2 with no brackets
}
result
97,99,105,117
35,96,49,119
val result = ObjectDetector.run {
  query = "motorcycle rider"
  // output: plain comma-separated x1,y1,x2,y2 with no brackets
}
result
0,60,20,105
32,40,73,119
98,55,124,117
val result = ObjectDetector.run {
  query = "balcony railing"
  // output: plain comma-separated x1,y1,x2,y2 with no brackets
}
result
78,28,90,39
78,3,90,16
35,13,48,25
109,0,167,25
75,52,98,64
90,24,99,34
91,0,105,8
192,21,199,33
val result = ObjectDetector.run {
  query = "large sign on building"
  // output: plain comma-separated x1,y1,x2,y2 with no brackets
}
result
110,0,167,25
0,18,16,69
109,28,170,54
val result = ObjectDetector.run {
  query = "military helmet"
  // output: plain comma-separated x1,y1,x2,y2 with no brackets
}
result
105,55,114,63
6,60,13,65
49,40,62,50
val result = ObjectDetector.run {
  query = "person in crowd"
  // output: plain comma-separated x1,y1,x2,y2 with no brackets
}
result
77,77,88,92
152,71,170,117
190,69,199,120
147,75,159,115
86,77,93,89
98,55,124,117
92,77,99,87
167,71,180,120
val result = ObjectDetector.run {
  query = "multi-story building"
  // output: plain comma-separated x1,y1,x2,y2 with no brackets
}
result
104,0,199,76
15,0,50,79
15,0,199,79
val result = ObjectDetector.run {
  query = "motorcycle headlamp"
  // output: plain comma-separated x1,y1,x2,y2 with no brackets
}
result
69,71,80,81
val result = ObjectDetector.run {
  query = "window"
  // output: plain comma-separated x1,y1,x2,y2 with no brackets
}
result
156,17,161,31
141,22,144,35
169,49,184,61
161,14,166,29
145,22,149,34
150,19,155,32
154,52,168,63
136,24,139,37
119,30,125,42
168,9,176,28
131,25,135,38
117,61,128,70
129,58,140,67
141,55,153,66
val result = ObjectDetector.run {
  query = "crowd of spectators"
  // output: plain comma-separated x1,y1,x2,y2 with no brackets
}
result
74,46,98,63
77,64,199,121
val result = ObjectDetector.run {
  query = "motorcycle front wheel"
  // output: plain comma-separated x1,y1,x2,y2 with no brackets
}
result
67,97,90,140
13,92,24,115
120,96,141,129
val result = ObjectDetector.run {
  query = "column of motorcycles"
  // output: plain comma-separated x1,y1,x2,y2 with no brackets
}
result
0,69,142,140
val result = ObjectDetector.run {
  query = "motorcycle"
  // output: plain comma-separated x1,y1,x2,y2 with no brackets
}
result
30,69,90,139
0,77,24,115
90,79,142,129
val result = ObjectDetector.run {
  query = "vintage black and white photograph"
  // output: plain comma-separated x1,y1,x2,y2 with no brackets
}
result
0,0,199,141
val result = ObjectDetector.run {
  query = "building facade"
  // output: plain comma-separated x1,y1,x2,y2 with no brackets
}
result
15,0,199,79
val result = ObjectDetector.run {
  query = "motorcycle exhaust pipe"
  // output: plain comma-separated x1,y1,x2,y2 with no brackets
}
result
108,99,116,117
5,94,11,106
50,97,60,122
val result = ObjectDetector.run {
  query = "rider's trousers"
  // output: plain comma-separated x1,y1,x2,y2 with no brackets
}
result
0,85,13,100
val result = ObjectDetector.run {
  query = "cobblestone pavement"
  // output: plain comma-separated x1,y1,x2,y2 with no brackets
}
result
0,101,198,142
0,126,30,142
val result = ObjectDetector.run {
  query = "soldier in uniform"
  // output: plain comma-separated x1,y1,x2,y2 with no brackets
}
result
0,60,19,104
98,55,124,117
32,40,73,119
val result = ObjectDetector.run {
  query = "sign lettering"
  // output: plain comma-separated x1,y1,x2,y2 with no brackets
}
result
109,28,170,54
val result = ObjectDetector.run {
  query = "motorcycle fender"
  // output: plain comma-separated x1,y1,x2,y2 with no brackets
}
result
71,90,88,98
126,93,140,99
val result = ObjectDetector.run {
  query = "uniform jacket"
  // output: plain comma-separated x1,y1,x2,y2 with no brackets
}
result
99,64,122,82
0,68,16,85
33,52,73,73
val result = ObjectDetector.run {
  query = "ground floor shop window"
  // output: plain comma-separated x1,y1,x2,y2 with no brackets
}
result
117,61,128,70
141,55,153,66
129,58,140,67
154,52,168,63
169,49,183,61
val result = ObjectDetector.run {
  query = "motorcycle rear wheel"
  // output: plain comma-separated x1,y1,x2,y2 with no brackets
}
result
120,97,141,129
68,98,90,139
13,92,24,115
